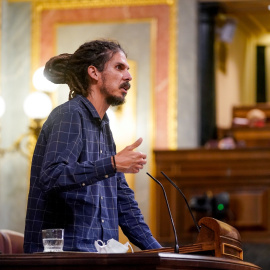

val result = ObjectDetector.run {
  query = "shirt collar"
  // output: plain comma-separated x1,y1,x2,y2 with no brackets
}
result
75,95,109,124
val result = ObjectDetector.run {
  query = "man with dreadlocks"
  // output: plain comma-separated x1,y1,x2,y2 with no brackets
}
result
23,39,161,253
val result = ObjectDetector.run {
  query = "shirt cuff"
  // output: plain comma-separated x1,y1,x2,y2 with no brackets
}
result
142,235,162,250
94,156,116,180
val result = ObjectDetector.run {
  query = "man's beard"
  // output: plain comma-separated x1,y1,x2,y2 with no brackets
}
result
105,95,126,106
100,79,130,107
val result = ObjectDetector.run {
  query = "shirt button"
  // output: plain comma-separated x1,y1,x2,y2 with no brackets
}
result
82,183,85,186
100,150,103,153
101,196,103,200
102,219,104,223
105,175,108,178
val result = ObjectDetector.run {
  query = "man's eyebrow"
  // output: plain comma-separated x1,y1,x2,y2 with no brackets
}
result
115,62,130,69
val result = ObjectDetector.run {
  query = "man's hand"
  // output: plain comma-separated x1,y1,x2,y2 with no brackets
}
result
114,138,147,173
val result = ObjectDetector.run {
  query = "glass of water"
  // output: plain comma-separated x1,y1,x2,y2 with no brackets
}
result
42,228,64,252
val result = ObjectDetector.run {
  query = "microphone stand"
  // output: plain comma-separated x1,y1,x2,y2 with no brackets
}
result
147,172,179,254
161,171,201,233
148,171,243,260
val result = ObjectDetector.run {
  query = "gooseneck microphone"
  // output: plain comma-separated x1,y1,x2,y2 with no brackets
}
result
146,172,179,254
161,171,201,233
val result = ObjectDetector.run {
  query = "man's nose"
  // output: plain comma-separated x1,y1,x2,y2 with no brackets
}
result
125,70,132,81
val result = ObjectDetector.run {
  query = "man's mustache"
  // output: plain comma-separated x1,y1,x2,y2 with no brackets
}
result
120,82,131,90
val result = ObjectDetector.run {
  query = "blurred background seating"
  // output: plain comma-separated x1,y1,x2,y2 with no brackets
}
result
0,230,24,254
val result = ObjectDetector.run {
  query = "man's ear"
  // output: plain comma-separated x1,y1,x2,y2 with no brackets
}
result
87,65,100,81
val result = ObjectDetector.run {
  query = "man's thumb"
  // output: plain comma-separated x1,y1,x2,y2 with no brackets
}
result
129,137,143,150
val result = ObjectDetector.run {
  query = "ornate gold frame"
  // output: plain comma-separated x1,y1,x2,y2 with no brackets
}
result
9,0,178,149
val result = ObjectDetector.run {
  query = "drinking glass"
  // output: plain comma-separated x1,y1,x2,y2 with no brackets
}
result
42,228,64,252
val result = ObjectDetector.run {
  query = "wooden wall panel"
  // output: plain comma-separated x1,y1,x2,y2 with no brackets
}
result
154,148,270,245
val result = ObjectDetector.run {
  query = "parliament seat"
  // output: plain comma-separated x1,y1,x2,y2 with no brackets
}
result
218,103,270,148
0,230,24,254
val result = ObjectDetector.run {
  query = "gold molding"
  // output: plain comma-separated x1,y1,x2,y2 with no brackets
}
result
31,1,41,85
168,0,178,149
9,0,175,6
29,0,178,149
0,0,2,94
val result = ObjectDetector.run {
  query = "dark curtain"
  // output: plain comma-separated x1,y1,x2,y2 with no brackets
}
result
256,46,266,103
198,3,219,145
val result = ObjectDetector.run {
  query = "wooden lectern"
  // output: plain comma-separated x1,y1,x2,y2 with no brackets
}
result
145,217,243,261
0,252,260,270
179,217,243,260
0,217,260,270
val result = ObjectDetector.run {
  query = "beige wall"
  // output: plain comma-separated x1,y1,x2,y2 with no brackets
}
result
215,18,270,130
215,24,247,129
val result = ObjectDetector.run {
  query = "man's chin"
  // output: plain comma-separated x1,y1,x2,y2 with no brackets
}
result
106,96,126,106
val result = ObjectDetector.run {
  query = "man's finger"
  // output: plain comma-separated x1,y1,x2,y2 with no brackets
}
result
128,137,143,150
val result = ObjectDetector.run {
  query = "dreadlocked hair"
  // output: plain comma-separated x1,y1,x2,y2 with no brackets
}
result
43,39,126,100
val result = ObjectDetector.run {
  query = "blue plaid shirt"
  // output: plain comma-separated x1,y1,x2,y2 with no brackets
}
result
24,95,161,253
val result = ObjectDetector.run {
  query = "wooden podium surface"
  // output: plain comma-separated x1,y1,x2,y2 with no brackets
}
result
0,251,261,270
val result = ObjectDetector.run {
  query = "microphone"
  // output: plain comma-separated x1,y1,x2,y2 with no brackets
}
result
160,171,201,233
146,172,179,253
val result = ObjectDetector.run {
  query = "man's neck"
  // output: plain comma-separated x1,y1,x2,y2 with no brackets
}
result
87,90,109,119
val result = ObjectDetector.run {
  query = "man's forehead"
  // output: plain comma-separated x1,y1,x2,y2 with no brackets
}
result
110,51,128,65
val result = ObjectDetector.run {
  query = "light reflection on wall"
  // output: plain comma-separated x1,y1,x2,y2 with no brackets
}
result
107,60,137,191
